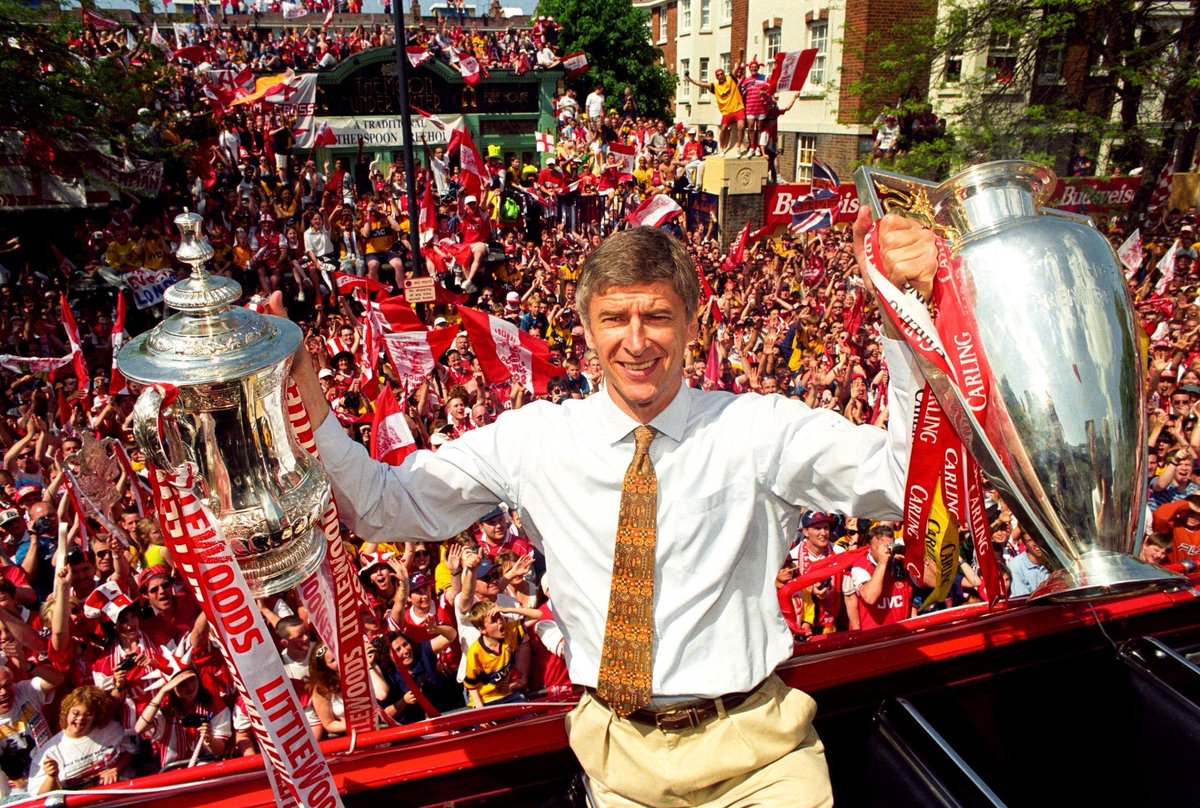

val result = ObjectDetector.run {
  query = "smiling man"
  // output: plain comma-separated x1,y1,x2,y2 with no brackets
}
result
285,212,936,807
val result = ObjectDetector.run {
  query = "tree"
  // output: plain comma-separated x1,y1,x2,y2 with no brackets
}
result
535,0,676,119
848,0,1200,190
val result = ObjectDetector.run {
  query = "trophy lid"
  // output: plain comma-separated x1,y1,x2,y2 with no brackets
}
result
116,211,301,388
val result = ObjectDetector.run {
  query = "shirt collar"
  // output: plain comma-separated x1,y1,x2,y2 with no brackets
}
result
589,380,691,446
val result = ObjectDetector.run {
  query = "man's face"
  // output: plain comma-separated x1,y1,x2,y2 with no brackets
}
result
120,512,138,536
91,541,114,575
582,281,697,423
447,398,466,420
1141,543,1169,565
282,625,311,659
480,514,506,542
145,573,175,612
475,566,503,597
804,522,831,552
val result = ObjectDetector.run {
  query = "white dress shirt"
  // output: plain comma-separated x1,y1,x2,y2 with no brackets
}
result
314,340,919,698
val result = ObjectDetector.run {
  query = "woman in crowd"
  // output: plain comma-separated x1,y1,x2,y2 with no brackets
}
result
28,686,136,795
369,629,460,725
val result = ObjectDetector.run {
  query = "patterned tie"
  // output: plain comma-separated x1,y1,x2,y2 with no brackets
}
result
596,425,658,717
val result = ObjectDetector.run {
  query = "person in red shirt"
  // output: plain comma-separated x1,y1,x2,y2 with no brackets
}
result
1150,494,1200,565
847,524,915,629
457,191,491,293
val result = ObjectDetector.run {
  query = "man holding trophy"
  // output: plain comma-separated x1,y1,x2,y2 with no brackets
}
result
277,210,937,806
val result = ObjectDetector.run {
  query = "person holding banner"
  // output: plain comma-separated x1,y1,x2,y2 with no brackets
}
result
276,210,937,805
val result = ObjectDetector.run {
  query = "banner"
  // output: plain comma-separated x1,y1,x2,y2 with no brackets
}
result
765,183,859,226
0,354,72,374
768,49,817,93
234,74,318,150
1048,175,1140,213
91,156,164,196
311,115,456,149
125,267,175,309
381,326,457,395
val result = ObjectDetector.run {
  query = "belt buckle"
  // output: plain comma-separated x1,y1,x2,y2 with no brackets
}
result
656,706,702,732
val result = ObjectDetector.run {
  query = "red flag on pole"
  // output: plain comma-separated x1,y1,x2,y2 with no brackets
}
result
457,307,559,395
370,386,417,466
458,55,482,85
381,326,458,395
323,4,335,27
722,222,750,271
59,294,89,394
331,272,390,298
447,120,487,199
561,52,589,78
82,7,122,30
313,121,337,146
418,178,437,246
624,194,684,228
110,293,130,397
704,339,721,388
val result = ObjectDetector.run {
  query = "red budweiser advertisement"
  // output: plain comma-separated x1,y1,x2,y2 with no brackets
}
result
764,175,1142,228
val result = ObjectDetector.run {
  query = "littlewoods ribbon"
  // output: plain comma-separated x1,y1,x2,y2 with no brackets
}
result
145,383,347,808
862,223,1001,606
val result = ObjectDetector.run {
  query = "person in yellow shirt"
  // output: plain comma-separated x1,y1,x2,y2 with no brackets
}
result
683,67,745,155
463,601,528,707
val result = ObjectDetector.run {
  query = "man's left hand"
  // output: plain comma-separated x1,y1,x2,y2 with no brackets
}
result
852,207,938,300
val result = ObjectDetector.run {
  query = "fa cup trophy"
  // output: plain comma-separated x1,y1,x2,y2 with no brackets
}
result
116,212,328,595
856,160,1179,600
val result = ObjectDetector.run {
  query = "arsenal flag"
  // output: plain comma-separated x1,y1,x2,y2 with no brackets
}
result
446,120,486,198
561,51,588,78
370,296,427,332
722,222,750,271
625,194,684,228
59,294,89,394
1117,229,1143,279
313,121,337,146
332,271,390,298
458,55,482,86
768,49,818,93
457,307,558,395
110,293,130,397
608,141,636,174
381,326,458,394
370,386,417,465
81,7,121,30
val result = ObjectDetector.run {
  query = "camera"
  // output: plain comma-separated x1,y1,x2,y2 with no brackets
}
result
117,654,137,672
180,713,208,729
31,516,54,537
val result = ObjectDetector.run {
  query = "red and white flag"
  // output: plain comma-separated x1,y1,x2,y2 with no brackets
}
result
609,141,636,174
1117,229,1143,279
150,23,172,58
281,1,307,18
82,7,122,30
314,120,337,146
323,4,335,27
110,293,130,397
50,243,75,277
1148,162,1174,221
561,51,588,78
411,104,446,131
535,131,555,153
1155,239,1180,295
83,581,134,623
368,296,427,332
407,45,431,67
447,119,487,199
332,271,390,298
59,294,89,394
768,49,818,93
381,326,458,394
370,386,417,465
459,55,482,85
458,307,558,395
625,194,684,228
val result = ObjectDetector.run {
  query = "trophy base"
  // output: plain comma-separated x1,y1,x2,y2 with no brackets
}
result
240,524,329,598
1030,551,1186,603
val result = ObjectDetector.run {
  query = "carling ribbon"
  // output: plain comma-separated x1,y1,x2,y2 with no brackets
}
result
285,380,375,737
145,384,343,808
862,223,1001,605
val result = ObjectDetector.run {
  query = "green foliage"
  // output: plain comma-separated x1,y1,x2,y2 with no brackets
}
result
535,0,676,119
0,0,184,164
851,0,1200,181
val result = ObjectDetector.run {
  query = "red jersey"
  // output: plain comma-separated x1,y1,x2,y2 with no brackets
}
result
459,208,491,245
849,556,912,629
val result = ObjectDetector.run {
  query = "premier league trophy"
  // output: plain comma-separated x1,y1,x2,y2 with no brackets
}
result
116,211,329,595
856,160,1179,600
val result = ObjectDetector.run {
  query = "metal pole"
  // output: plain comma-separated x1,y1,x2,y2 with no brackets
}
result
392,1,422,278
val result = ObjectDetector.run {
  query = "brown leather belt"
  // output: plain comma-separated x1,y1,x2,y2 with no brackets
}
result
587,688,755,732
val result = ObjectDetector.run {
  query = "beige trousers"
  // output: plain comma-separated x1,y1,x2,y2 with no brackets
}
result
565,674,834,807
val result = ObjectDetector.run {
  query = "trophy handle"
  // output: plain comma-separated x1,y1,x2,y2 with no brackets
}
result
132,387,179,470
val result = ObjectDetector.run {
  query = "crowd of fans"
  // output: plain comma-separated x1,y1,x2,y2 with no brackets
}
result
0,8,1197,800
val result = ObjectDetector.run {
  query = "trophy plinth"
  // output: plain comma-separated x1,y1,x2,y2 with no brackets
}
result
857,161,1180,601
116,211,328,596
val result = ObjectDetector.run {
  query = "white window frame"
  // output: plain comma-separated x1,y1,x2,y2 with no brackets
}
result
807,21,828,86
658,9,668,43
681,0,692,32
720,51,730,74
680,58,691,98
721,0,731,24
700,0,711,30
764,27,782,63
699,57,710,101
794,135,817,183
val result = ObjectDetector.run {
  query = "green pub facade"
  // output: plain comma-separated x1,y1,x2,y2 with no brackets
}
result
315,47,561,169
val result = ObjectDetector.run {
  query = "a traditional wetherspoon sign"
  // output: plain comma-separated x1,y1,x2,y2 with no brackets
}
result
855,161,1180,602
117,213,374,806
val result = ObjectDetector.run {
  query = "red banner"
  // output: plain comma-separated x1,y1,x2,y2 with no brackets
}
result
765,183,860,226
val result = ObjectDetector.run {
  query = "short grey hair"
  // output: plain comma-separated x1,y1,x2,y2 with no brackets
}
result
576,227,700,322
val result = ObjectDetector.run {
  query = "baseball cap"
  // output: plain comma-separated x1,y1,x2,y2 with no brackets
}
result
318,368,334,379
429,432,450,447
138,563,173,592
433,316,449,327
14,485,40,501
0,508,21,526
409,572,432,591
801,511,836,528
464,194,478,204
475,558,497,580
480,505,506,523
546,157,556,165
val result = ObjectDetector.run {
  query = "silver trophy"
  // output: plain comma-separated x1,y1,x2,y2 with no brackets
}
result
856,160,1179,600
116,212,328,596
